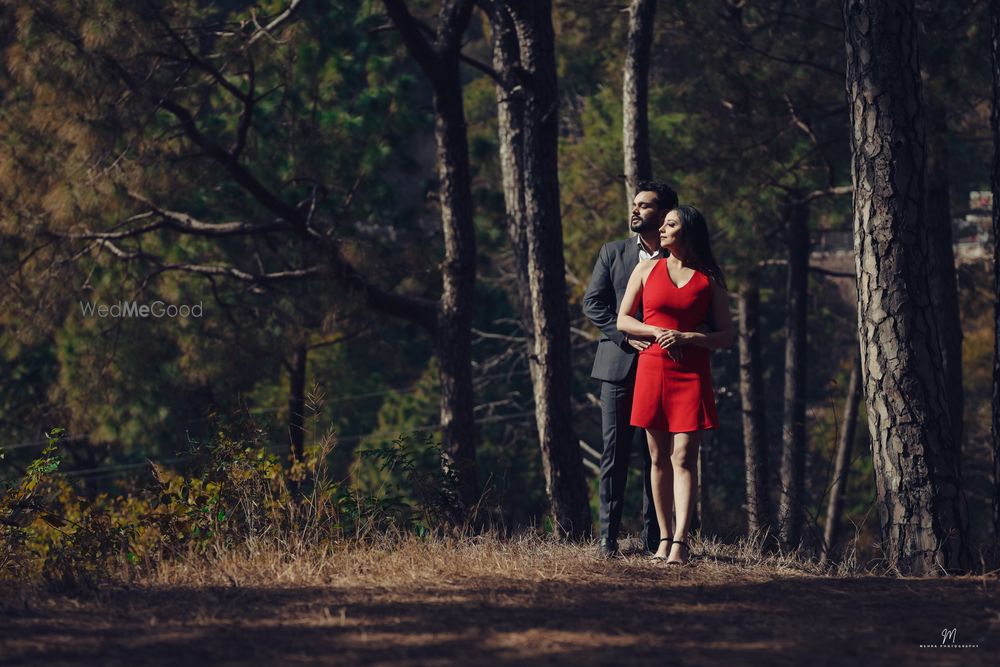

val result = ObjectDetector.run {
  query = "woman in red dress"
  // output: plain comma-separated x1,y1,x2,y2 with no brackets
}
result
616,205,733,564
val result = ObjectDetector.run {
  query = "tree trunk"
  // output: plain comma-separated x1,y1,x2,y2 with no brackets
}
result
821,351,862,566
384,0,479,514
489,0,532,333
778,197,809,550
693,431,709,534
622,0,656,208
67,437,99,500
433,72,479,516
494,0,592,538
922,41,964,451
288,340,307,494
738,274,773,537
844,0,970,574
991,0,1000,545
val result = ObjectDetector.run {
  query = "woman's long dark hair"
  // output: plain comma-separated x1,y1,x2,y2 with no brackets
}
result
672,205,726,289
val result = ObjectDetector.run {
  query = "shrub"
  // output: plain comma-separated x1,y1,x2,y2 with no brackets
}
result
1,421,463,590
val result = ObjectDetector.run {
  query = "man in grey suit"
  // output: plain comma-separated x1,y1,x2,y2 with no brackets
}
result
583,180,678,557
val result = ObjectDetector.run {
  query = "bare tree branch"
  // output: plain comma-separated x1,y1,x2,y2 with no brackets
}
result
233,57,255,158
77,19,440,332
804,185,854,202
125,192,286,236
247,0,305,46
57,204,284,241
471,327,527,343
459,52,503,85
153,12,250,103
809,266,854,279
383,0,440,77
155,97,313,236
94,239,323,282
374,12,502,84
759,257,855,278
784,93,837,189
436,0,475,53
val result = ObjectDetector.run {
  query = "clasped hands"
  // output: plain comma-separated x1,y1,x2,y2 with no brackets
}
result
626,327,691,361
653,328,689,349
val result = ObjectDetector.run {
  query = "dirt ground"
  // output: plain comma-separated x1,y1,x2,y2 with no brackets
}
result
2,548,997,667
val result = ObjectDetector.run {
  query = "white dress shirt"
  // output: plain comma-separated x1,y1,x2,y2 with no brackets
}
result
637,235,662,262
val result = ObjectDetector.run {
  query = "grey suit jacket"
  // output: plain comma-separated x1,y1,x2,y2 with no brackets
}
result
583,238,644,383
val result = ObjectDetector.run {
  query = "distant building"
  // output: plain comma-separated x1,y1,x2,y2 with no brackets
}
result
956,190,992,245
811,190,993,265
951,191,991,261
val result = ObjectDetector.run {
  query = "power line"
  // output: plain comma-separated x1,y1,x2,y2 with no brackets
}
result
15,410,539,481
61,456,192,479
2,370,532,450
334,410,536,447
3,435,88,452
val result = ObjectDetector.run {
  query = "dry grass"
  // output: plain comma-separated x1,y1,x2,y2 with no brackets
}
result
2,532,998,666
130,529,928,590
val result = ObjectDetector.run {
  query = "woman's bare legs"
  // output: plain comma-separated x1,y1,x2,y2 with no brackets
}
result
668,431,701,564
646,428,674,558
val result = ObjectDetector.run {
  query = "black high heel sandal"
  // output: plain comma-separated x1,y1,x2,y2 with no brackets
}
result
649,536,672,561
665,540,690,566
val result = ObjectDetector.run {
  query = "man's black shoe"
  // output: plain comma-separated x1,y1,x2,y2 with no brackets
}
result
597,537,620,558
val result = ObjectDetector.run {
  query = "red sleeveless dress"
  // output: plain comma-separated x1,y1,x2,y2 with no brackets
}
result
630,259,719,432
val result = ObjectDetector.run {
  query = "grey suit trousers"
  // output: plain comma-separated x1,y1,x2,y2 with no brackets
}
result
599,365,660,550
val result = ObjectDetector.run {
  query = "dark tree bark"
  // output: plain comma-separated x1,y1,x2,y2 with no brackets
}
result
488,1,532,332
737,273,772,537
991,0,1000,545
778,197,809,550
920,13,964,451
383,0,479,513
693,432,708,534
821,352,862,566
513,0,591,538
924,106,963,445
66,437,99,500
844,0,970,574
287,340,307,493
485,0,592,538
623,0,656,203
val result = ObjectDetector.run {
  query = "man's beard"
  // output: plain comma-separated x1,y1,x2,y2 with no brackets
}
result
630,216,660,233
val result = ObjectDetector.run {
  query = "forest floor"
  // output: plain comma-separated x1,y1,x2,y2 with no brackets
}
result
1,534,998,666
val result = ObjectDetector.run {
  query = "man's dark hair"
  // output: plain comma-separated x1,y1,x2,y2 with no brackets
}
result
635,180,678,211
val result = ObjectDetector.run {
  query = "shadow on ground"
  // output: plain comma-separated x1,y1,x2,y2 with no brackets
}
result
1,563,997,666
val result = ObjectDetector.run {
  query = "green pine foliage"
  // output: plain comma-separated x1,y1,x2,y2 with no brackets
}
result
0,0,993,569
